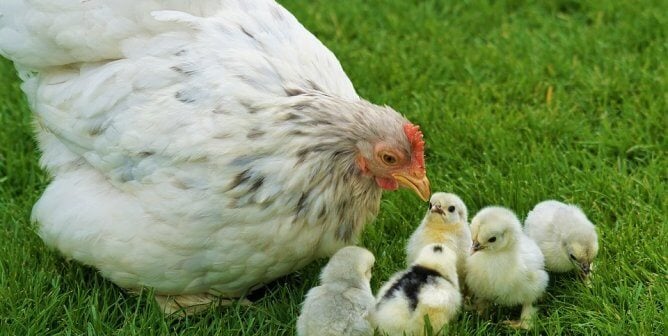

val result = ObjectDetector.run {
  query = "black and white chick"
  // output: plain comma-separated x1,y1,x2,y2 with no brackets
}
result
406,192,470,286
465,207,548,330
296,246,375,336
524,200,599,279
375,244,462,336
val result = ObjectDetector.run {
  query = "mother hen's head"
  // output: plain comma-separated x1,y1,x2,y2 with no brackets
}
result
354,114,430,201
280,92,430,202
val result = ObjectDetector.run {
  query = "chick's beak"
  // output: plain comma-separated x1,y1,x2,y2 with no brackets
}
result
580,262,591,275
471,241,483,253
393,172,430,201
430,204,444,215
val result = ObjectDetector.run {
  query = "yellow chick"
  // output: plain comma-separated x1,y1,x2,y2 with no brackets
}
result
406,192,470,287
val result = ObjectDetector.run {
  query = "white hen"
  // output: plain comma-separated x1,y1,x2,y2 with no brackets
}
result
466,206,548,329
524,200,599,278
0,1,431,314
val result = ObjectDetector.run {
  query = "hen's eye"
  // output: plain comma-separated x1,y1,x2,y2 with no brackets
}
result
382,154,398,165
447,205,456,213
488,237,497,243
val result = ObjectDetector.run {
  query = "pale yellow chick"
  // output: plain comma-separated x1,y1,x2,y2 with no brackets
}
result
406,192,470,286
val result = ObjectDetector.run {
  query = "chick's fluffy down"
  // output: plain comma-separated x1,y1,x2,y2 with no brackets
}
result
406,193,471,278
297,246,375,336
375,244,461,336
524,200,599,274
466,207,548,306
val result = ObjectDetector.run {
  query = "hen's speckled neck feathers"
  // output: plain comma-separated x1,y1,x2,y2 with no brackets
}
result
224,91,410,249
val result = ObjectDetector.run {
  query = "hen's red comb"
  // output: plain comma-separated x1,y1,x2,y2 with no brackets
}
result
403,123,425,169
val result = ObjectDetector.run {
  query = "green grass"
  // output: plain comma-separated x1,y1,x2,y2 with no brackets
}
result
1,0,666,334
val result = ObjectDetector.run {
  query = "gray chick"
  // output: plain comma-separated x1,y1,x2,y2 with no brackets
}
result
296,246,376,336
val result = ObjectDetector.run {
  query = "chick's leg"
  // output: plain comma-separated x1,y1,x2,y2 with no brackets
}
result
470,296,490,315
503,302,536,330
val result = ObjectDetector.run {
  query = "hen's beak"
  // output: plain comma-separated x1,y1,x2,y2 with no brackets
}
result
393,173,430,201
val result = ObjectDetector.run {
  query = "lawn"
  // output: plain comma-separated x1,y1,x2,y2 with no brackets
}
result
0,0,666,335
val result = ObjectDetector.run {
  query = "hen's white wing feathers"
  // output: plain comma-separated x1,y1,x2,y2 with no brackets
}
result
16,0,357,175
15,0,358,191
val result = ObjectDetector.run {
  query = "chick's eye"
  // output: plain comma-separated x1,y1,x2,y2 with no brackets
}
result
488,237,497,243
381,153,398,165
447,205,456,213
569,254,577,261
428,202,433,209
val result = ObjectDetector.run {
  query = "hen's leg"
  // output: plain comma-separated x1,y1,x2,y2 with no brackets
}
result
155,294,251,316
